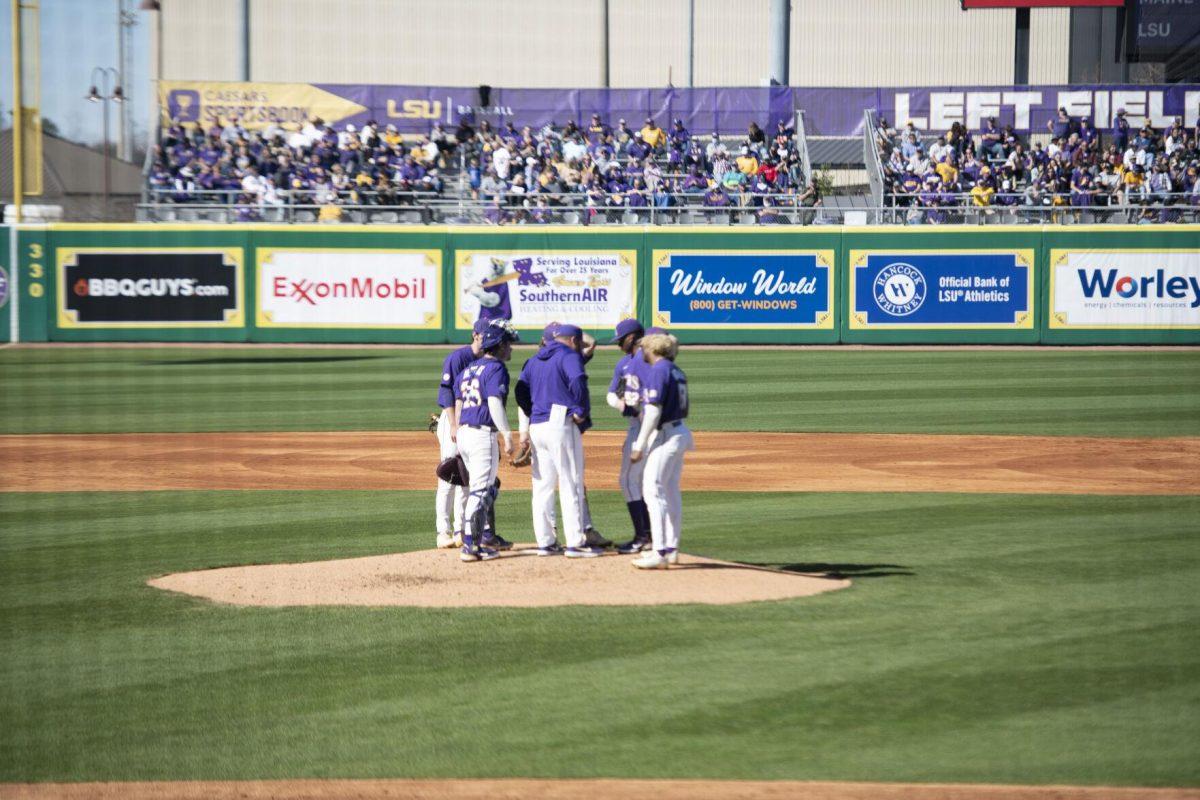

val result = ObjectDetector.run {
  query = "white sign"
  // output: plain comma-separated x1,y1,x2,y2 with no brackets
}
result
256,249,441,328
455,250,637,330
1050,250,1200,329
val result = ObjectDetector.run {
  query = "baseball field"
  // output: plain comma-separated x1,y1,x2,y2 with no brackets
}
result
1,343,1199,799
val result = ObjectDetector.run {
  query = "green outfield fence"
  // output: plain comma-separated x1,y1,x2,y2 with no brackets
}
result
3,223,1199,345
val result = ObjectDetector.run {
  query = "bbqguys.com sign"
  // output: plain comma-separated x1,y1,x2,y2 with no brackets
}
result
257,249,442,329
1050,250,1200,329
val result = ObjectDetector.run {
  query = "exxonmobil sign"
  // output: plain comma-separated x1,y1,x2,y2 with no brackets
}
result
257,250,441,328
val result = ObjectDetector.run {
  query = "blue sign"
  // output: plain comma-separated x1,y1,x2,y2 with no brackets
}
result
653,252,834,329
850,251,1033,329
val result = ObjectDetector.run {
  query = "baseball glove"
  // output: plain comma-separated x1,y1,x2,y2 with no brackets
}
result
510,439,533,468
427,412,440,434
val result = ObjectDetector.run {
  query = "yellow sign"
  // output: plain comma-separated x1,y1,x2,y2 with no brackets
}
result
157,81,367,130
387,99,442,120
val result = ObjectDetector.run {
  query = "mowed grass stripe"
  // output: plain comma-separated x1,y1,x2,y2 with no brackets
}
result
1,489,1197,785
1,347,1198,436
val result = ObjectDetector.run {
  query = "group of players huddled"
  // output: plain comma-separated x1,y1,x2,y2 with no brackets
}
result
433,318,693,570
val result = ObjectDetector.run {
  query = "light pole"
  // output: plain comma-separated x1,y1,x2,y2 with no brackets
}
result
87,67,124,216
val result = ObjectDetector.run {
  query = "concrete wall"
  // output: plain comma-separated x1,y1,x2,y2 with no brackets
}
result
161,0,1066,88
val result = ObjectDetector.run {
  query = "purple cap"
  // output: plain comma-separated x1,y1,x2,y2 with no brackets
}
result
554,323,583,339
645,326,668,336
541,322,558,344
472,318,490,335
609,318,644,343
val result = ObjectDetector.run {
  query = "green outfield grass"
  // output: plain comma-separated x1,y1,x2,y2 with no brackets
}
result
1,489,1197,786
1,346,1199,436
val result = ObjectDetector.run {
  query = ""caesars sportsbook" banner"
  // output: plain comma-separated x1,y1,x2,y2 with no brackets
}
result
454,250,636,331
1050,250,1200,329
256,249,441,329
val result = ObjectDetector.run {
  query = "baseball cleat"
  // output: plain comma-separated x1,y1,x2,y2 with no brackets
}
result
452,531,464,548
617,538,652,554
632,551,670,570
564,546,604,559
583,527,613,548
482,533,514,551
460,545,501,562
664,550,679,565
536,543,565,557
436,532,456,549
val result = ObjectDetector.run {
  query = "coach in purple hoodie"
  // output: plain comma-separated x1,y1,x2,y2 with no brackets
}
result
516,323,598,557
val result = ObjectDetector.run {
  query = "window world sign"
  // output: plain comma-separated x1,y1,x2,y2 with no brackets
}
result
651,251,834,329
849,251,1034,329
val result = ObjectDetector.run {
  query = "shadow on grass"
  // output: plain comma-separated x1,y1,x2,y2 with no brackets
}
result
148,355,389,366
755,562,915,579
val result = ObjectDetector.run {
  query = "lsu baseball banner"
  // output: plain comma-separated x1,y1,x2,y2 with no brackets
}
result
1049,250,1200,329
455,251,636,330
850,251,1034,329
158,80,1199,137
651,251,834,329
58,248,243,328
256,249,441,329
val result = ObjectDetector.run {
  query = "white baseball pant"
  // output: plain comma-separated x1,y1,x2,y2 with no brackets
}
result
435,408,466,536
642,421,694,553
618,418,646,501
529,412,587,549
456,425,499,545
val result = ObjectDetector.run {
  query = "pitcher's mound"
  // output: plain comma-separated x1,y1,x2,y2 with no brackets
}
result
148,545,849,608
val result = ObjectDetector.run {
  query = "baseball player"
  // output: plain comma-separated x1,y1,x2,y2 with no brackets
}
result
515,323,602,558
628,333,693,570
452,321,520,562
605,318,654,553
433,319,487,549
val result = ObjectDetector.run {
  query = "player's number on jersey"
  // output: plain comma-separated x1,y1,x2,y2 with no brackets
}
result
677,382,689,415
460,378,483,409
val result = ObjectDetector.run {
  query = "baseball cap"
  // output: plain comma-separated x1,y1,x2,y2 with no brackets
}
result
609,318,644,343
554,323,583,339
472,318,490,335
541,322,559,343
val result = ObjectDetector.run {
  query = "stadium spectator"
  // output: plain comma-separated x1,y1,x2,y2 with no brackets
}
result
640,118,666,152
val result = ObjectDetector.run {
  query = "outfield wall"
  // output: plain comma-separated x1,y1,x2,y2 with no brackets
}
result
4,223,1199,345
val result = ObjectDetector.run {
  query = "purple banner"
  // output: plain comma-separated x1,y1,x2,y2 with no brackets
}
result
174,82,1200,138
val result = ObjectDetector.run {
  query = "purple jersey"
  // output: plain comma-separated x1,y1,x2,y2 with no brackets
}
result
477,279,512,324
454,357,509,430
643,359,689,427
437,344,476,408
609,349,650,418
515,341,589,423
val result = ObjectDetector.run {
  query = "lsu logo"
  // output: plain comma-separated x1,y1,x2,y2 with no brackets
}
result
387,99,442,120
874,263,927,317
1078,268,1200,308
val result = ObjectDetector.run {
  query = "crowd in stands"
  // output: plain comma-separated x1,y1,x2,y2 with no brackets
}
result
874,107,1200,223
147,112,819,224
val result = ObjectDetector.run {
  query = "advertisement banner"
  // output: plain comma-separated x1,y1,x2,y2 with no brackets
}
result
256,249,441,329
849,250,1034,329
455,251,636,330
58,249,243,328
158,81,369,130
1049,250,1200,329
651,251,834,329
158,80,1200,138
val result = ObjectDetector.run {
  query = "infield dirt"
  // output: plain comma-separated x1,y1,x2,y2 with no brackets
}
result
2,431,1196,495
